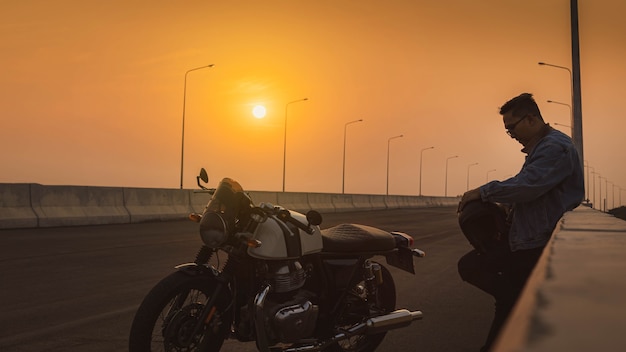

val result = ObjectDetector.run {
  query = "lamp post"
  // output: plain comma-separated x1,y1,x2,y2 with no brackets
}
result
610,182,616,210
445,155,458,197
538,61,583,168
467,163,479,191
598,176,605,212
342,119,363,194
419,146,435,196
590,171,597,209
282,98,308,192
553,122,571,133
584,161,591,203
386,135,403,195
547,99,573,135
486,169,497,183
180,64,214,189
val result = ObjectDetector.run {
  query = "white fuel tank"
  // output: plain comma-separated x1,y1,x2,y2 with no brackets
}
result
247,210,323,259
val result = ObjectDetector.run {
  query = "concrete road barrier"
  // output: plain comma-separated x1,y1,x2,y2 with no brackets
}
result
0,184,462,229
369,195,387,210
331,194,355,212
124,188,192,223
308,193,336,213
276,192,310,212
350,194,372,211
30,184,129,227
0,184,38,228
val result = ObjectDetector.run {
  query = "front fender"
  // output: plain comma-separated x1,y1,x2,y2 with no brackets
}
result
175,262,221,278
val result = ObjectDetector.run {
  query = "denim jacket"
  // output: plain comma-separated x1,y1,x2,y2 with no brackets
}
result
479,127,584,251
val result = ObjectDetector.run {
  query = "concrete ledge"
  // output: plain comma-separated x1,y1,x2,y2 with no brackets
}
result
276,192,310,212
31,184,129,227
0,183,462,229
331,194,356,212
494,206,626,351
350,194,373,211
123,188,192,223
308,193,336,213
0,184,38,228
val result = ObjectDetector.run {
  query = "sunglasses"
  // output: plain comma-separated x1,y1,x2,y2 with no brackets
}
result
505,115,528,136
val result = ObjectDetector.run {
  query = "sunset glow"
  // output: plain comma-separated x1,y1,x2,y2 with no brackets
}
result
1,0,625,203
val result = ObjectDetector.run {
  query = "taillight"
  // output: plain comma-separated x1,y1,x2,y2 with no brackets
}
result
390,231,414,247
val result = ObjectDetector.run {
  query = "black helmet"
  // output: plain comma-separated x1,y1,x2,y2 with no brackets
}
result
458,200,509,254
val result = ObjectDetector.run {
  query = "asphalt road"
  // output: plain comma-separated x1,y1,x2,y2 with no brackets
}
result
0,207,492,351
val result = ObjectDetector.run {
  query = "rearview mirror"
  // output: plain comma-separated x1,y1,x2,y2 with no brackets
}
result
196,168,209,190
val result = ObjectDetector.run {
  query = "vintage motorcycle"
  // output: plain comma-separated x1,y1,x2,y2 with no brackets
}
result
129,170,425,351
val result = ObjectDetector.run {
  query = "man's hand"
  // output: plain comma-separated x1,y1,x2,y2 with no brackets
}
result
458,188,482,213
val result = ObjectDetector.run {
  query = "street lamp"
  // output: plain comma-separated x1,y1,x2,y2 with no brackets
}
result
598,176,605,212
180,64,214,189
342,119,363,194
486,169,497,182
547,99,573,137
539,61,583,169
419,146,435,196
590,171,597,209
282,98,308,192
586,163,593,204
386,135,404,195
553,122,571,133
445,155,458,197
467,163,479,191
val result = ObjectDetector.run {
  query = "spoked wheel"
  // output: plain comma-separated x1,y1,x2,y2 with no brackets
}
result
129,271,233,352
326,262,397,352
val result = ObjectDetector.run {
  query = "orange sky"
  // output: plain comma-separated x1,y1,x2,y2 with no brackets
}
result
1,0,625,207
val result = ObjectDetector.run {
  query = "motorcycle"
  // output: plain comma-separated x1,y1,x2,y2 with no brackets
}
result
129,169,425,351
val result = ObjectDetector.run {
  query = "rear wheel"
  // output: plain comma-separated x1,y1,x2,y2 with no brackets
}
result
326,262,396,352
129,271,233,352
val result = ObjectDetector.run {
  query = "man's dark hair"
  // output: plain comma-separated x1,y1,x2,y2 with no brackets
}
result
499,93,544,121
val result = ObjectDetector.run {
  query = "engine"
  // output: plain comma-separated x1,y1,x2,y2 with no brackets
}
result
259,260,319,343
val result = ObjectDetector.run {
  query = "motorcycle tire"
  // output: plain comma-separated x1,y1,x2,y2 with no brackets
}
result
129,270,233,352
326,262,397,352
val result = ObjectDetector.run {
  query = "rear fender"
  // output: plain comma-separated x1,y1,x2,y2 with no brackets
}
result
385,232,426,274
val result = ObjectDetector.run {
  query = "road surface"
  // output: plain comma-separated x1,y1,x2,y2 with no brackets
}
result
0,207,492,351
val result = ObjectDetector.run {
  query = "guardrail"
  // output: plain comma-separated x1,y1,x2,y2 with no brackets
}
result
0,183,460,229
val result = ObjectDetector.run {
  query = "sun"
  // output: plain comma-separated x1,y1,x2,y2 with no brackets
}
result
252,105,267,119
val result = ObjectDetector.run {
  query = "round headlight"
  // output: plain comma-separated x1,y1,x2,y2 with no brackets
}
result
199,212,228,248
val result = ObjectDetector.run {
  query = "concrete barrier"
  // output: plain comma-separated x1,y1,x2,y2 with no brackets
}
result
308,193,336,213
0,184,463,229
369,195,388,210
123,188,192,223
331,194,356,212
276,192,310,212
384,195,402,209
350,194,372,211
189,190,212,214
0,184,38,228
30,184,129,227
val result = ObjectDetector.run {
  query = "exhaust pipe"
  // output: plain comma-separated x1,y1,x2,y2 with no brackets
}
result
364,309,423,335
283,309,423,352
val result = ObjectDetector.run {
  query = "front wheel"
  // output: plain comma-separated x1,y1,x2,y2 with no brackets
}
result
129,270,233,352
326,262,397,352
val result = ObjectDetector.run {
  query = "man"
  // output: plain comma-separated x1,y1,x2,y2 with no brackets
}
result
457,93,584,351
